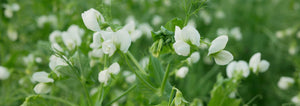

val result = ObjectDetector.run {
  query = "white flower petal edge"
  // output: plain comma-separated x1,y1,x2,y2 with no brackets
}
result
176,67,189,78
90,32,102,49
259,60,270,73
32,71,54,83
173,41,190,56
81,8,104,32
34,83,51,94
0,66,10,80
187,52,200,64
108,62,120,75
278,76,295,90
98,70,110,85
208,35,228,55
102,40,116,57
226,61,237,78
114,29,131,53
213,50,233,65
249,52,261,73
174,26,200,46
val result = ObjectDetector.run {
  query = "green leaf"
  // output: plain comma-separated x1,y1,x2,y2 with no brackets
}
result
164,18,184,32
208,73,241,106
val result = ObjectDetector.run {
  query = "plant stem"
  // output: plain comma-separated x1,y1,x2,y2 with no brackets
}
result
80,80,92,106
127,51,148,75
160,64,170,96
168,87,176,106
123,53,156,91
95,83,103,106
105,84,137,106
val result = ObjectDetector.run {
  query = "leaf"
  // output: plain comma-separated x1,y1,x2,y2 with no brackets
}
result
208,73,241,106
164,18,184,32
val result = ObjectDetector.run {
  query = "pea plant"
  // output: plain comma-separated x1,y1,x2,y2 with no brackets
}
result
2,0,300,106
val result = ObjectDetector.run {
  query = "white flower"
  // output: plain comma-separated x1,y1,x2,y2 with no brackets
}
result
174,26,200,46
230,27,242,40
152,15,163,26
139,57,149,69
138,23,153,38
98,69,110,85
176,67,189,78
108,63,120,75
0,66,10,80
217,28,228,35
23,54,34,65
226,61,249,78
275,31,284,38
208,35,233,65
102,40,116,56
101,29,131,55
90,32,102,49
49,30,61,43
249,53,270,73
51,43,63,52
123,19,142,42
49,55,68,73
37,15,57,28
173,25,200,56
89,48,104,58
32,71,54,83
215,10,225,19
173,41,190,56
278,76,294,90
35,57,42,63
123,71,136,84
61,25,84,50
187,19,196,28
292,95,300,105
187,52,200,64
81,8,105,32
34,83,51,94
199,10,211,25
3,3,20,18
289,45,297,55
7,28,18,41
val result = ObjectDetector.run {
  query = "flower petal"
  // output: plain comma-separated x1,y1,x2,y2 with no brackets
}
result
259,60,270,73
173,40,190,56
208,35,228,55
249,52,261,73
213,50,233,65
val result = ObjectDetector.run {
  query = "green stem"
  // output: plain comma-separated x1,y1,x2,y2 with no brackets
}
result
123,53,156,91
245,95,263,105
95,84,104,106
127,51,148,75
40,95,77,106
160,64,170,96
168,87,176,106
80,80,92,106
105,84,137,106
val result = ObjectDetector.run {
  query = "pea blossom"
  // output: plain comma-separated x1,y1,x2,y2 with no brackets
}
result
187,52,200,64
81,8,105,32
226,61,249,78
173,25,200,56
278,76,294,90
176,67,189,78
249,53,270,73
98,63,120,85
208,35,233,65
0,66,10,80
34,83,52,94
32,71,54,83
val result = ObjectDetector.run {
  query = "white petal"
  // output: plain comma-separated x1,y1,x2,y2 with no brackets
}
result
0,66,10,80
98,70,110,85
249,53,261,73
174,26,185,42
32,71,54,83
62,32,76,50
182,25,200,46
108,62,120,75
90,32,102,49
173,41,190,56
208,35,228,55
237,60,249,78
226,61,237,78
278,76,295,90
89,48,104,58
49,30,61,43
259,60,270,73
114,29,131,53
189,52,200,63
176,67,189,78
81,8,104,31
213,50,233,65
34,83,51,94
102,40,116,57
